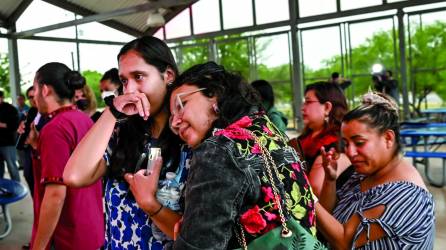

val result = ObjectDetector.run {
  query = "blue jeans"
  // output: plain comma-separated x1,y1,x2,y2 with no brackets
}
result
0,146,21,181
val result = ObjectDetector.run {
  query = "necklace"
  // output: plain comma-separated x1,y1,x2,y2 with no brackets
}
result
45,105,76,119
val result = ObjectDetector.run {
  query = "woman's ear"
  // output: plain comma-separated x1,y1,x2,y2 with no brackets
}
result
384,129,396,149
163,67,175,86
324,101,333,116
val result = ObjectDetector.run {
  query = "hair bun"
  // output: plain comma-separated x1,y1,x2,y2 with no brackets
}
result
64,71,86,90
362,91,398,113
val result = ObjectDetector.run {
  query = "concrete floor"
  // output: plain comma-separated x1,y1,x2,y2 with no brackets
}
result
0,158,445,250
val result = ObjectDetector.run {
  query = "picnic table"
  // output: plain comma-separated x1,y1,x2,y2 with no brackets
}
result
400,125,446,187
421,108,446,122
0,179,28,239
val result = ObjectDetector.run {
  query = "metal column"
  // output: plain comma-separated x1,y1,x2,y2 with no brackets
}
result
397,10,410,120
289,0,303,130
7,24,21,105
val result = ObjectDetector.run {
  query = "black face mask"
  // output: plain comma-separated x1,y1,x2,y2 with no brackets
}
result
75,99,89,111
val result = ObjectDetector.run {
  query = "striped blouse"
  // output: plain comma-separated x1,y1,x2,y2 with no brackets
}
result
332,172,435,250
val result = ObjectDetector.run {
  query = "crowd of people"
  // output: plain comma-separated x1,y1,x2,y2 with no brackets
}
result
0,35,435,250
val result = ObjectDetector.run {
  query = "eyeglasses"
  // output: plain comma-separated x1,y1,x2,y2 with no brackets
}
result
171,88,206,116
303,99,320,105
169,88,206,134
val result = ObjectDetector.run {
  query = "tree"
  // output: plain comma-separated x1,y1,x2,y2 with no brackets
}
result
302,21,446,112
409,20,446,104
177,35,251,80
82,70,104,107
217,38,250,79
0,53,10,97
177,40,209,73
174,21,446,121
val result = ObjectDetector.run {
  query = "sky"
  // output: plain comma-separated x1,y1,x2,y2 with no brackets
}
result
1,0,445,91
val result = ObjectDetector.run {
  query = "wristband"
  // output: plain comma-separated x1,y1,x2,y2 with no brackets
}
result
104,95,125,119
149,204,163,217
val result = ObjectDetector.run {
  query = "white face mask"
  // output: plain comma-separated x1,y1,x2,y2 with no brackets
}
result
101,91,116,100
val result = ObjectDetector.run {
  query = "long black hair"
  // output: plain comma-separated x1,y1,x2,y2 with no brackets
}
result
35,62,85,102
169,61,261,131
251,79,275,111
108,36,181,179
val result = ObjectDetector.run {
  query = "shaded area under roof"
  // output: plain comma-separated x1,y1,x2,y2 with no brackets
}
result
0,0,195,37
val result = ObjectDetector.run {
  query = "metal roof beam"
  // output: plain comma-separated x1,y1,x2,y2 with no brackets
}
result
13,0,193,38
164,0,446,43
0,32,125,45
144,4,193,35
41,0,142,37
0,13,8,28
297,0,445,24
144,0,198,35
6,0,33,25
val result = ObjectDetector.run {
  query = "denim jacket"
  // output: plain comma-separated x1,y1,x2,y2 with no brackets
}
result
173,113,317,250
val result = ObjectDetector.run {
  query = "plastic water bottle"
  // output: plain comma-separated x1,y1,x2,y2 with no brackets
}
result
156,172,181,211
152,172,181,241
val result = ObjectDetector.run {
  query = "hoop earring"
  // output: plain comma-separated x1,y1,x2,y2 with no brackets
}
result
324,115,329,124
167,81,173,86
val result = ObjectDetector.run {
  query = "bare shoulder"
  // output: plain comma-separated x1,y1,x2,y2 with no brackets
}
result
399,160,428,190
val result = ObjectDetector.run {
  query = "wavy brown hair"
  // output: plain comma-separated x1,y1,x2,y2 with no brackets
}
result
301,81,348,137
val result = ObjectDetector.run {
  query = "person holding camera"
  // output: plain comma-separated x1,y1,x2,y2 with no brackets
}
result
329,72,352,90
372,70,399,103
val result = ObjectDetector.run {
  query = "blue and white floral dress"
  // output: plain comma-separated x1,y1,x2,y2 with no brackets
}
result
103,142,191,250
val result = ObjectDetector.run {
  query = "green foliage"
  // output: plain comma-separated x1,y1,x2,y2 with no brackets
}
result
352,31,396,75
304,29,396,96
177,36,251,80
257,63,290,83
82,70,104,107
178,45,209,73
303,21,446,107
217,40,250,80
167,21,446,121
409,20,446,103
0,53,10,97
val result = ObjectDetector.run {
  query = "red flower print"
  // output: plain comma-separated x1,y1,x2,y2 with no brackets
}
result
214,116,255,140
229,116,253,128
291,162,301,172
291,172,297,180
308,209,315,226
262,186,274,203
214,128,252,140
251,143,261,154
240,205,267,234
262,125,273,136
264,211,277,221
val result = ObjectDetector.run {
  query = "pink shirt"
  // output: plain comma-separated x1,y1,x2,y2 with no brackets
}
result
32,107,104,250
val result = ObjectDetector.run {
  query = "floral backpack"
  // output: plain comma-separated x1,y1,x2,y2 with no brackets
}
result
214,114,322,249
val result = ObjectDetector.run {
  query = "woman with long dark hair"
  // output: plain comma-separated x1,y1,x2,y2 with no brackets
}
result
289,82,351,196
127,62,318,249
64,36,190,249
